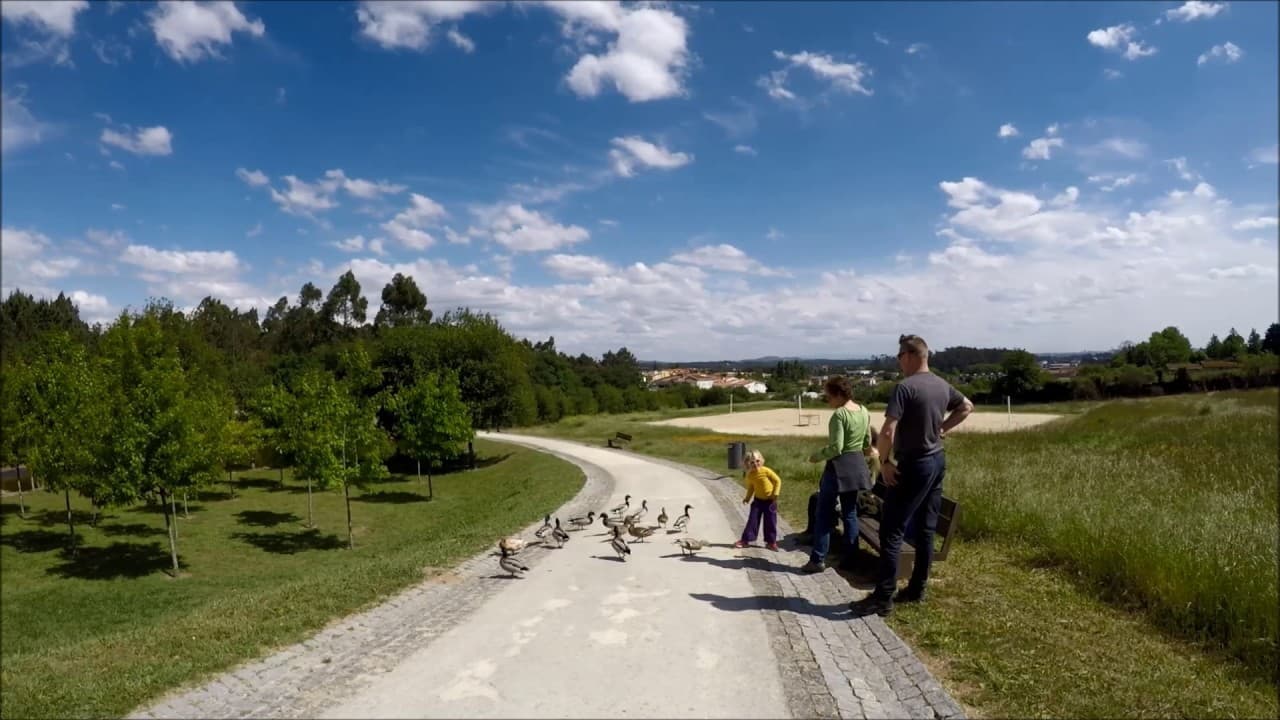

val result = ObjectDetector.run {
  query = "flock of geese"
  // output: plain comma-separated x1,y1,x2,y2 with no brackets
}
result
496,494,709,577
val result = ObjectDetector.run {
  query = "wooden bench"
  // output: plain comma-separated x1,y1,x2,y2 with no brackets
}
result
858,495,960,579
607,431,633,449
798,413,820,427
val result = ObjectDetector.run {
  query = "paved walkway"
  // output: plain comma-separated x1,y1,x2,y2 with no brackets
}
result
129,434,964,720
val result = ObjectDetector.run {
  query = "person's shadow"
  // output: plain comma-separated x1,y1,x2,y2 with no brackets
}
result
660,551,796,574
689,592,849,620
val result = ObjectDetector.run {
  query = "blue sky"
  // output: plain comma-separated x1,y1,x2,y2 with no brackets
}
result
2,1,1277,360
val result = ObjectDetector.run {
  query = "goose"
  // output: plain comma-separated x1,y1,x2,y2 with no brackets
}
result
625,520,659,543
600,512,626,530
673,537,707,556
567,511,596,531
498,536,527,554
657,506,669,528
534,514,553,538
551,518,570,547
499,548,530,577
672,504,692,532
609,494,632,516
610,529,631,561
624,499,649,524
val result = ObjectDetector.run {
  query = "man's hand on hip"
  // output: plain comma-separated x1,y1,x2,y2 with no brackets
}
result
882,461,898,487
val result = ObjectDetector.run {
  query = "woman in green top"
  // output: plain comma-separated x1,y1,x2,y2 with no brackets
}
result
800,376,873,574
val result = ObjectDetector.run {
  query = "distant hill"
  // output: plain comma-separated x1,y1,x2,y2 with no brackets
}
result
640,349,1116,371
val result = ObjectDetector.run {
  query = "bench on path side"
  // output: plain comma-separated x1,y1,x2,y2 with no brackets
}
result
858,495,961,579
798,413,820,427
606,431,633,449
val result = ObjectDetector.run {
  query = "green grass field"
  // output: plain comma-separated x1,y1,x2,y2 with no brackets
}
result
0,439,583,720
524,389,1279,718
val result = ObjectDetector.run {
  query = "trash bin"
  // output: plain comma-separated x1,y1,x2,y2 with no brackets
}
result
727,441,746,470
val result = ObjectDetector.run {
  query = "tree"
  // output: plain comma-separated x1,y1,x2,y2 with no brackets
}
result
334,346,390,548
13,333,105,551
375,273,431,328
1204,334,1223,359
1264,323,1280,355
1246,328,1262,355
389,371,473,499
997,350,1044,400
323,270,368,330
219,417,262,498
282,369,345,530
1221,328,1247,360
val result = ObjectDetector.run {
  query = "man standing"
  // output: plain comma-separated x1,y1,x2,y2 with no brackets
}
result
849,334,973,617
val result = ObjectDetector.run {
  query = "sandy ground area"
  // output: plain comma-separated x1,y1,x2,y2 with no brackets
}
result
650,407,1062,437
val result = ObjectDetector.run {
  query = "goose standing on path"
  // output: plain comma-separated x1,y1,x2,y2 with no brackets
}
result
567,511,596,530
609,526,631,561
600,512,626,530
624,499,649,524
625,520,658,543
551,518,570,547
498,548,530,577
657,506,669,528
534,514,553,538
673,504,692,532
609,495,632,517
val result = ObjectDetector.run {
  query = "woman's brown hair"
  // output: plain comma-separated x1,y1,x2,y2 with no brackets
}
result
824,376,854,402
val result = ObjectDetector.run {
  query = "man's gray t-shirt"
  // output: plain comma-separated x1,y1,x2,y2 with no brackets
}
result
885,372,965,459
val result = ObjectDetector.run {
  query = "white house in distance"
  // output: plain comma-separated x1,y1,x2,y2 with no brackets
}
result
644,369,768,394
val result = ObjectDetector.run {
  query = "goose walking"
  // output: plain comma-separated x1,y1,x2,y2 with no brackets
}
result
534,514,553,538
551,518,570,547
498,548,530,577
609,495,632,517
609,526,632,561
673,504,692,532
673,537,707,556
625,520,658,543
567,511,596,531
600,512,626,530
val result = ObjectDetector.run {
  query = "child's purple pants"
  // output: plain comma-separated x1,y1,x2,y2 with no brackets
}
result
741,498,778,544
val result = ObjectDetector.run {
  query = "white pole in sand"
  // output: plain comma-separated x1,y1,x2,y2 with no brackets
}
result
1007,395,1012,426
730,392,734,414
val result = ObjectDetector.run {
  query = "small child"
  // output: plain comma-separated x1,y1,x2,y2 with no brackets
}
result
736,449,782,551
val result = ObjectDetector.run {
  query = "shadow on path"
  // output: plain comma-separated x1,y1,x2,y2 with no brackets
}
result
689,591,850,621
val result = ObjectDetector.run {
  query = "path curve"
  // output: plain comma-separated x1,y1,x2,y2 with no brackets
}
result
130,434,964,720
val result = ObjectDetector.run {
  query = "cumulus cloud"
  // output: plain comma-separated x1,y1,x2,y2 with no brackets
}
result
0,0,89,65
734,144,758,156
1233,216,1278,231
355,1,488,51
333,235,369,253
236,167,270,187
1022,136,1065,160
1248,144,1278,165
1166,2,1227,22
149,1,265,63
382,193,448,250
668,244,783,276
121,245,241,275
1,90,46,154
544,253,613,280
548,1,692,103
480,204,590,253
1087,23,1156,60
256,168,406,219
446,27,475,53
1198,42,1243,66
608,136,693,177
100,124,174,156
998,123,1019,138
761,49,873,101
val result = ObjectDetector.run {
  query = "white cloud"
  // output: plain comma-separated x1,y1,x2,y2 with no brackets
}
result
1,90,46,154
1087,137,1148,159
734,144,758,156
544,253,613,280
446,27,475,53
333,235,368,253
382,193,448,250
86,228,127,248
1,1,88,36
905,42,927,55
323,169,406,199
368,238,386,256
101,125,174,156
1166,2,1227,22
928,242,1009,270
1,227,51,262
0,0,88,65
109,160,125,171
1193,181,1217,198
1198,42,1243,66
149,1,266,63
703,100,758,139
1166,157,1199,181
873,32,890,45
609,136,693,177
246,222,263,238
1087,23,1156,61
549,1,692,103
270,175,338,216
69,290,111,317
1088,173,1140,192
481,203,589,253
998,123,1019,139
355,0,488,51
111,203,126,211
1046,123,1061,136
762,50,873,101
1248,144,1278,165
236,167,270,187
1103,68,1123,80
669,244,782,276
1050,186,1080,207
1022,136,1065,160
766,227,784,241
121,244,241,275
598,219,619,228
1233,216,1278,231
1207,264,1275,280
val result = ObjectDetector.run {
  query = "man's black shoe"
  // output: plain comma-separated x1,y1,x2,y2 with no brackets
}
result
849,594,893,617
893,587,925,604
799,561,824,574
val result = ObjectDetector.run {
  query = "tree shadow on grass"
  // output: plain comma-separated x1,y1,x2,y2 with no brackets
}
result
99,522,166,538
1,528,69,553
689,592,850,621
355,491,428,504
32,508,93,527
235,510,301,527
46,542,172,579
471,453,513,470
233,528,345,554
235,477,278,490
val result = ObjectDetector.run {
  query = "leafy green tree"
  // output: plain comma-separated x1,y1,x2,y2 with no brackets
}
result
323,270,368,330
389,371,473,498
282,368,345,529
219,417,262,498
1246,328,1262,355
1221,328,1247,360
1,363,31,517
1204,334,1224,360
1264,323,1280,355
997,350,1044,399
13,333,104,550
334,346,391,548
375,273,431,328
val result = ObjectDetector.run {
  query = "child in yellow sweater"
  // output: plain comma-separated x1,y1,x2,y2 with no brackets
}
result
735,449,782,551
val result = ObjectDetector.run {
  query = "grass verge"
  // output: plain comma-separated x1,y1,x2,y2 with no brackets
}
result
523,389,1279,718
0,439,583,720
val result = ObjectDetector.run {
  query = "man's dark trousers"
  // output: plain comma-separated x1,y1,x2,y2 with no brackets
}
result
873,452,945,599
